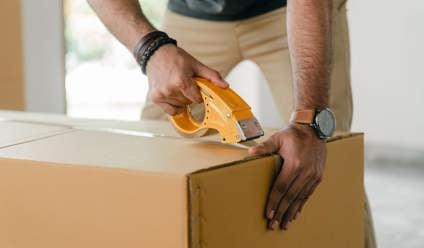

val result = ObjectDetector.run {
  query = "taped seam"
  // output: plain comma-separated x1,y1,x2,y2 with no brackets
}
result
0,129,76,149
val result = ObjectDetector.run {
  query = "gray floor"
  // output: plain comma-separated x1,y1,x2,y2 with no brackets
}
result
365,145,424,248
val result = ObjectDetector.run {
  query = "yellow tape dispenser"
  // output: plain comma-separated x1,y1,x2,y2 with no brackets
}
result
169,77,264,144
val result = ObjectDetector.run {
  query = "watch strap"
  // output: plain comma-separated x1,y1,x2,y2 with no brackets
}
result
290,109,316,124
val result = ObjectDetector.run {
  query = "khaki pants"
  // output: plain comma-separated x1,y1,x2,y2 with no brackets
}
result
141,2,376,247
142,5,353,129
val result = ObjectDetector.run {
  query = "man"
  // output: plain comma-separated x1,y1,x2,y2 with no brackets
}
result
88,0,376,246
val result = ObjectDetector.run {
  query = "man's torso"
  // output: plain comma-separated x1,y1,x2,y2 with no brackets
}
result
168,0,286,21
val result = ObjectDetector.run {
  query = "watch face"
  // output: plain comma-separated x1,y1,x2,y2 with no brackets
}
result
315,109,336,137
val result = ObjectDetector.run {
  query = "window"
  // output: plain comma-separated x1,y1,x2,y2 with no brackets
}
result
64,0,167,120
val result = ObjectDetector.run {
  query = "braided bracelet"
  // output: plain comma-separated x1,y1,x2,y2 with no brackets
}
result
132,31,167,56
141,36,177,74
132,31,177,74
132,31,167,63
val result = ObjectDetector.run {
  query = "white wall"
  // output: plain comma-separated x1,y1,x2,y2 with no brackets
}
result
227,61,283,129
230,0,424,149
21,0,66,113
348,0,424,149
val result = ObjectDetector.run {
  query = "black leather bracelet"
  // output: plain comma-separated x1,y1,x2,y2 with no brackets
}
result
132,31,167,57
132,31,177,74
141,36,177,74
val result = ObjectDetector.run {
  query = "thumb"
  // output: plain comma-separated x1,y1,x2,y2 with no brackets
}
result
248,136,281,155
194,63,229,88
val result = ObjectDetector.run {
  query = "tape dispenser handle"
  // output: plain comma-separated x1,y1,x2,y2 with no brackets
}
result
168,77,212,137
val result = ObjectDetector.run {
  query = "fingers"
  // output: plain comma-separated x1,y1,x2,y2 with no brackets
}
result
248,134,282,155
268,174,305,230
280,179,317,230
194,62,228,88
265,161,299,229
150,80,197,114
268,171,322,231
146,45,226,115
156,102,184,116
255,127,326,232
297,179,321,215
180,78,202,103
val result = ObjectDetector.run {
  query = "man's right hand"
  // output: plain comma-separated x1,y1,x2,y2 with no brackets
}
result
146,44,228,115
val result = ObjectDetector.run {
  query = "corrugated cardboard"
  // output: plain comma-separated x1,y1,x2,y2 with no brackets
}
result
0,120,71,148
0,117,364,248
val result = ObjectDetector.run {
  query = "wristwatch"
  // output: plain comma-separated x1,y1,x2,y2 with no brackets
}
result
290,108,336,139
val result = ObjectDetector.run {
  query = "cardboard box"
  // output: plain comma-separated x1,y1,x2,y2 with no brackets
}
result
0,110,181,137
0,119,71,148
0,117,364,248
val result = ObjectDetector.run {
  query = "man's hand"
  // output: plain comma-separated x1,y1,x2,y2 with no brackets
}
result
87,0,228,116
249,124,326,230
146,44,228,115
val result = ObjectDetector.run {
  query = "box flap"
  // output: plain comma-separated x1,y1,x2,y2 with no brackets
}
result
0,129,256,175
0,110,180,137
0,120,71,148
0,117,363,175
0,111,283,142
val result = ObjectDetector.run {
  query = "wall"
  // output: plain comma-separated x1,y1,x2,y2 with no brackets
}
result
0,1,66,113
21,0,66,113
348,0,424,149
0,1,25,110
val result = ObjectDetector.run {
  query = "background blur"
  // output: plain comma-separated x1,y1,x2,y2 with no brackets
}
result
64,0,167,120
1,0,423,247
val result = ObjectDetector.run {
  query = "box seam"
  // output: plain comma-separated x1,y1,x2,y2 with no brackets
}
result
188,176,201,248
0,128,75,149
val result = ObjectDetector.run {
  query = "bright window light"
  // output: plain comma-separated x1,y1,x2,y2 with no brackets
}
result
64,0,167,120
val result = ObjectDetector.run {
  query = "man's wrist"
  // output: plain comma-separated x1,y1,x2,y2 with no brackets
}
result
295,102,329,111
133,31,177,74
288,123,323,142
290,108,336,139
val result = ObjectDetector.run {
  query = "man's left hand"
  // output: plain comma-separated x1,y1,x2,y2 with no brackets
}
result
248,123,326,230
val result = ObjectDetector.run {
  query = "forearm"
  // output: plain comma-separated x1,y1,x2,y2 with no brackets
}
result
87,0,155,50
287,0,333,110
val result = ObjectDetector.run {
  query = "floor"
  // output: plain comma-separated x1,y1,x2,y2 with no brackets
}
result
365,145,424,248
